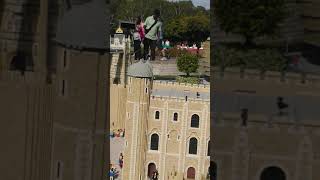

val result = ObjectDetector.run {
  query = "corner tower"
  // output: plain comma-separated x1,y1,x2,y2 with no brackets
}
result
123,60,153,180
51,0,109,179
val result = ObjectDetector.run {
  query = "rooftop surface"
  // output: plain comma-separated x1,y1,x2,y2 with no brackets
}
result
151,88,210,101
55,0,107,49
213,92,320,121
127,60,153,78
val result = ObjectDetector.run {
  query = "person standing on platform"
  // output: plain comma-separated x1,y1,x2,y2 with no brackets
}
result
143,9,163,61
133,16,144,60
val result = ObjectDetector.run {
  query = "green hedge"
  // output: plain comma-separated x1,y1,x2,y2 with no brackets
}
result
176,76,200,84
213,46,287,72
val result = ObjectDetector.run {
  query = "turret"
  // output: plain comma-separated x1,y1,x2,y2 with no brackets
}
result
123,59,153,180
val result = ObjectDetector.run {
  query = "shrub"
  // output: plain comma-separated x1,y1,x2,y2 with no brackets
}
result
213,46,287,72
176,76,200,84
177,53,199,76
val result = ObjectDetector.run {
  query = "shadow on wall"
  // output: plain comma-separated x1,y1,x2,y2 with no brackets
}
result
8,0,39,74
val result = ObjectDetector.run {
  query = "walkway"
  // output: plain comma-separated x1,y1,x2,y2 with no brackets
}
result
110,137,125,179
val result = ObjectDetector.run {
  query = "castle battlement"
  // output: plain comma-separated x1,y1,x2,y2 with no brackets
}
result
153,80,210,89
213,67,320,87
151,95,210,103
215,114,320,131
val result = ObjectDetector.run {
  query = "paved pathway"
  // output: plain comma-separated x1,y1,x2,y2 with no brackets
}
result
110,137,125,180
150,58,210,76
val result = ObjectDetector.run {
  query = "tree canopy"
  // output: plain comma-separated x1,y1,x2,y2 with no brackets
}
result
110,0,210,43
165,14,210,44
213,0,287,46
177,53,199,76
213,46,287,72
111,0,209,22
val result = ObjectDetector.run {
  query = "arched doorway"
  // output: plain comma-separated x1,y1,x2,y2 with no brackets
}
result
260,166,286,180
147,163,157,178
186,167,196,179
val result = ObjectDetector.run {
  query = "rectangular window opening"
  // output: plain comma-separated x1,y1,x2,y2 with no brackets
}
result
62,80,65,96
57,162,60,178
63,50,67,68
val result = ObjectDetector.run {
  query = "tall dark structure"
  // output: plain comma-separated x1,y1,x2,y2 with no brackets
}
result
0,0,110,180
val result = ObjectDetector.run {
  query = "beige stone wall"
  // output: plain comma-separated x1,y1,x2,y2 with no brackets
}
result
110,84,127,129
51,47,109,180
213,69,320,180
145,84,210,180
214,120,320,180
122,76,152,180
111,70,211,179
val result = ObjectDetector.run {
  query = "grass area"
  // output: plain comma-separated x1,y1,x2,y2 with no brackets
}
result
304,34,320,47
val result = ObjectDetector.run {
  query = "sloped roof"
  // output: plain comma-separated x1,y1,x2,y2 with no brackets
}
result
127,60,153,78
55,0,107,50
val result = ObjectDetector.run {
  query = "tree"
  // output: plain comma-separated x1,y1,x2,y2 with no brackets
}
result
243,48,287,72
165,15,209,44
213,0,287,46
213,46,287,72
213,46,245,70
110,0,210,34
177,53,199,76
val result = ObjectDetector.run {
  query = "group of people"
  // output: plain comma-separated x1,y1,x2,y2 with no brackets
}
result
110,129,125,138
109,166,119,180
133,9,164,61
151,170,159,180
178,43,201,50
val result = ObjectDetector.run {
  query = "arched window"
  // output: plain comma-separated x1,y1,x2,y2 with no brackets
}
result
260,166,286,180
173,112,178,121
188,137,198,154
187,167,196,179
155,111,160,120
147,163,157,178
207,140,210,156
150,134,159,150
191,114,199,128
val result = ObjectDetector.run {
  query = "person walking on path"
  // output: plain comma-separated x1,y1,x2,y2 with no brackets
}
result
119,153,124,168
143,9,162,61
109,168,114,180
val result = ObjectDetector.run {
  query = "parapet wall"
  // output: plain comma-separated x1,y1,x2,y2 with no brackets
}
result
153,80,210,89
151,95,210,103
0,71,47,85
213,67,320,88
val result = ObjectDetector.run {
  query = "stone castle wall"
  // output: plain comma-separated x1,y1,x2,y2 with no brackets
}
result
213,67,320,87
